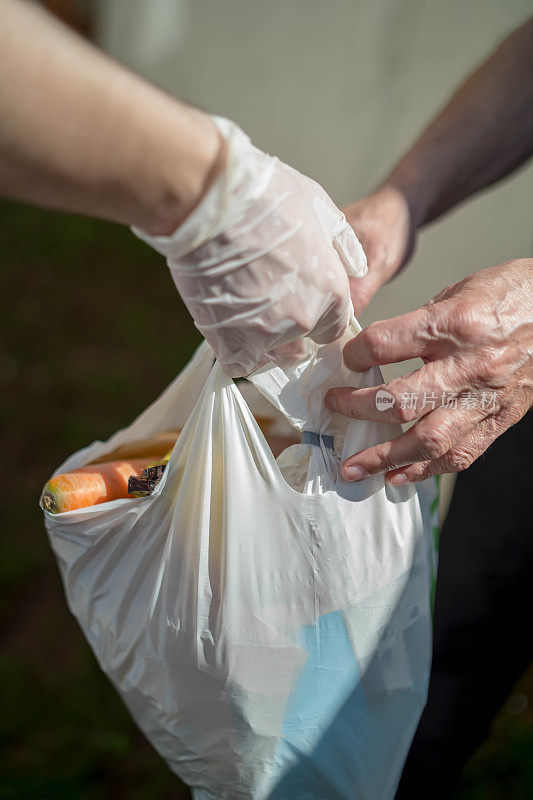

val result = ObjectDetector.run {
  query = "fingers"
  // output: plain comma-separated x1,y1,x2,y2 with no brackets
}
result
386,397,531,484
224,361,251,378
340,404,483,481
313,195,367,279
308,267,351,345
264,339,312,369
385,415,505,484
332,219,367,278
310,299,351,345
342,304,443,372
312,218,366,343
326,359,464,424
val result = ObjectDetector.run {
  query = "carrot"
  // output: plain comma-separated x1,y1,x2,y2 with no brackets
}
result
41,414,297,514
40,457,158,514
90,430,181,464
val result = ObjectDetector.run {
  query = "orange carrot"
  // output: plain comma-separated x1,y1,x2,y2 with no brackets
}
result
40,457,158,514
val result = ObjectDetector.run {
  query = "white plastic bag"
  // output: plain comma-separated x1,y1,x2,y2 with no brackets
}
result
43,323,438,800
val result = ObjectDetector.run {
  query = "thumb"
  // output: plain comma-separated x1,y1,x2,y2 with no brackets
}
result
312,197,367,278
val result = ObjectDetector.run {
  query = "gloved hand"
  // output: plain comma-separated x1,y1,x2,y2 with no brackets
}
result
132,117,366,377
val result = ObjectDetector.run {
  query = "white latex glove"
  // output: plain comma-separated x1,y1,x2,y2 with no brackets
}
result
132,117,367,377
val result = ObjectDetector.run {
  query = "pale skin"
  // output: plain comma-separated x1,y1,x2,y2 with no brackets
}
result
0,0,223,235
2,2,532,480
326,18,533,485
0,1,354,371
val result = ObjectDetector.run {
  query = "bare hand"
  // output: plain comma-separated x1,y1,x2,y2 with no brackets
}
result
343,185,418,313
325,259,533,484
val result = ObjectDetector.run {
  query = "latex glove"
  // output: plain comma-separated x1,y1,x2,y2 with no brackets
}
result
132,117,366,377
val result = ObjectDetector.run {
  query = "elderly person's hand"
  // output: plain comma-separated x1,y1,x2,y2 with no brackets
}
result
325,259,533,484
343,185,419,314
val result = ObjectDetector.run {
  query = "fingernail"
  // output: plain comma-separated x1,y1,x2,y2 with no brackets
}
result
388,473,407,486
344,465,365,481
325,391,337,412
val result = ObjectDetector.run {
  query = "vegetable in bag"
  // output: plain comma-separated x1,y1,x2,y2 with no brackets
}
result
40,456,158,513
42,329,438,800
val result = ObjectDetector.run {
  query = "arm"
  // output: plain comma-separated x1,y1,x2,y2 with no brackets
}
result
0,1,364,377
345,18,533,311
330,20,533,483
0,0,222,234
390,17,533,225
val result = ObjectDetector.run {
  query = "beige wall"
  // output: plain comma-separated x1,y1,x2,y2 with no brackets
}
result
96,0,533,512
97,0,532,328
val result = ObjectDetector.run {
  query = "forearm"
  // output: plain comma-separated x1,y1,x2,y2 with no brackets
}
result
0,0,221,234
384,18,533,228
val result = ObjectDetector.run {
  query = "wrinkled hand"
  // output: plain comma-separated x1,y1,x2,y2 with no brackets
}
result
134,117,366,377
326,259,533,484
343,185,418,313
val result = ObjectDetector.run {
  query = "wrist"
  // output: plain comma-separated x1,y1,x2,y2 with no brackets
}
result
139,108,227,237
131,117,255,261
378,170,432,233
342,183,418,308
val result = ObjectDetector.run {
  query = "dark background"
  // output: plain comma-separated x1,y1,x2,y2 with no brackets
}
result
0,201,531,799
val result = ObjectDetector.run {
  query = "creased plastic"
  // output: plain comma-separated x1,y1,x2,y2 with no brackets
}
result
43,327,438,800
132,117,367,377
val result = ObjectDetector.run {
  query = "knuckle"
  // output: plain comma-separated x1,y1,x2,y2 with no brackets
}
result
393,399,417,423
361,323,391,363
421,299,437,320
387,379,418,423
417,427,452,460
294,311,314,335
368,444,398,472
498,401,526,429
380,453,401,472
335,392,358,418
472,347,502,386
448,302,487,340
446,446,476,472
391,401,414,424
420,300,442,341
404,463,432,483
344,399,360,418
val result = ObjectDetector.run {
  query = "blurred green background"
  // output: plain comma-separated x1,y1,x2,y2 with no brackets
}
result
0,200,198,799
0,201,531,799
